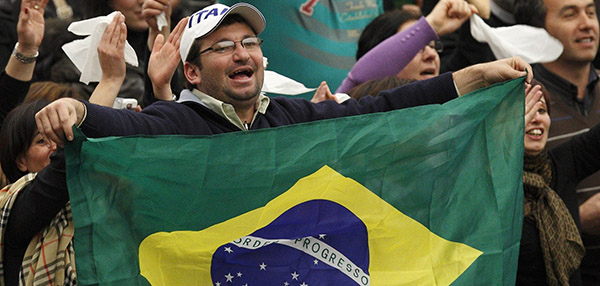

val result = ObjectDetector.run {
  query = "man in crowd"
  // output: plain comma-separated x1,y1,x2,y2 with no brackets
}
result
34,2,531,145
515,0,600,283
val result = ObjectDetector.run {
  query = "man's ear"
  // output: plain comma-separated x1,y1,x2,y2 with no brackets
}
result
184,62,202,86
16,154,28,172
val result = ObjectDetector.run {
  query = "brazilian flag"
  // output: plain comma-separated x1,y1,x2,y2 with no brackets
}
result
65,78,525,285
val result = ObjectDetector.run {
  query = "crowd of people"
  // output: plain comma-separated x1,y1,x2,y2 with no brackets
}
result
0,0,599,285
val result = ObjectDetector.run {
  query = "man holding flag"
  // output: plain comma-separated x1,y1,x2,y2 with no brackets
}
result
34,1,530,143
30,2,533,286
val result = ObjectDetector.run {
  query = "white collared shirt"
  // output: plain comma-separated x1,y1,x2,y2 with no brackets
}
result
178,89,270,131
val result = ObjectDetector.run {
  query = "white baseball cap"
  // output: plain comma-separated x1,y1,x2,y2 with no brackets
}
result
180,3,266,62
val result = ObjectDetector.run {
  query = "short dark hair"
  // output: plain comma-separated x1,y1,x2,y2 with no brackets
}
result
356,10,421,60
0,100,50,183
513,0,547,28
184,14,258,90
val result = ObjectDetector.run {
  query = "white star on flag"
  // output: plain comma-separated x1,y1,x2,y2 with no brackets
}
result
225,273,234,282
215,283,221,286
300,282,309,286
259,262,267,270
318,234,326,239
224,247,233,253
291,271,299,280
237,272,243,277
284,282,289,286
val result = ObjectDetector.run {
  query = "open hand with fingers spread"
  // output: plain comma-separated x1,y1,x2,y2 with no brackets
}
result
148,17,188,101
17,0,49,55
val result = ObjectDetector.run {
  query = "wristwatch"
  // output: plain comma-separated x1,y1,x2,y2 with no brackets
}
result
12,42,39,64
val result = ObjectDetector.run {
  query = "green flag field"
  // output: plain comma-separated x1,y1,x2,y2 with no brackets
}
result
65,78,525,285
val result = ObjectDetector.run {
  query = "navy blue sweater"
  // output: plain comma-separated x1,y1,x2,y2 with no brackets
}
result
80,72,457,137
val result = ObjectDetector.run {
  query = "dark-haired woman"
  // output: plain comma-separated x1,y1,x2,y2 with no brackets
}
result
336,0,477,93
0,100,71,286
518,84,600,285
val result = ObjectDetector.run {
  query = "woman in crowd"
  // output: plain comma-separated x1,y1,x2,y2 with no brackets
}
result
0,1,131,284
336,0,477,93
42,0,157,106
518,83,600,285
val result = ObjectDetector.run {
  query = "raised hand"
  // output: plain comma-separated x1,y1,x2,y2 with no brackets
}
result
148,17,187,101
524,84,543,126
17,0,49,55
426,0,478,36
90,13,128,107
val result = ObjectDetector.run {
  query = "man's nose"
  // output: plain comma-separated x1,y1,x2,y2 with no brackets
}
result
232,42,251,62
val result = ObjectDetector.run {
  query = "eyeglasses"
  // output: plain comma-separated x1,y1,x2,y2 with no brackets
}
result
422,41,443,53
199,37,264,55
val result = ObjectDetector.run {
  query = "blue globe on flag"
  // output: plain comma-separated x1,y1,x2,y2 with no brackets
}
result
211,200,371,286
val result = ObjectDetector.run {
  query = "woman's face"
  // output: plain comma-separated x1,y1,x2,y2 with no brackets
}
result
111,0,148,31
524,97,551,156
17,132,56,174
395,20,441,81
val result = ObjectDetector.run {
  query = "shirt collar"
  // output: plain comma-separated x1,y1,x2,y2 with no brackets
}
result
534,63,598,98
533,63,599,115
178,89,270,130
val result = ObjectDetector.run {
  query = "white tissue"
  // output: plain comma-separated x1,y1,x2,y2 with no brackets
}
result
157,12,168,31
62,11,139,84
470,14,563,64
262,70,316,95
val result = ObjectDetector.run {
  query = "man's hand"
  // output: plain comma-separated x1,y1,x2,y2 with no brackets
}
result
311,81,338,103
35,98,86,147
425,0,478,36
580,193,600,235
148,17,187,101
453,57,532,95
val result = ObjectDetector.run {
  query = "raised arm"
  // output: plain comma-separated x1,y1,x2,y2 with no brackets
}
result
336,0,477,93
88,13,127,107
452,57,531,96
0,0,48,123
5,0,48,82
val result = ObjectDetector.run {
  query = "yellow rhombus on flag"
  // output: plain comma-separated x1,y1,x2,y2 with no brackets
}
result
139,166,482,285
